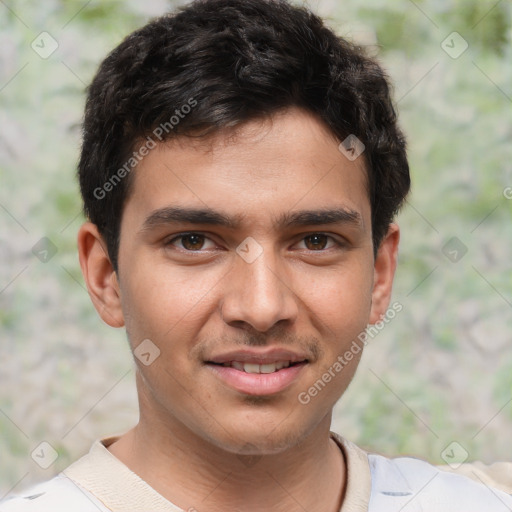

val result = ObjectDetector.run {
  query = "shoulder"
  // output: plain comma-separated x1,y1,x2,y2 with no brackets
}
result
437,460,512,494
0,474,109,512
368,452,512,511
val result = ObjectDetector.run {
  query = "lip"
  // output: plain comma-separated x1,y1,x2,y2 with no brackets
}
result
205,348,309,396
206,348,309,365
207,361,307,396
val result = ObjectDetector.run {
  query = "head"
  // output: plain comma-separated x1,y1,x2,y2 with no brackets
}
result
78,0,409,455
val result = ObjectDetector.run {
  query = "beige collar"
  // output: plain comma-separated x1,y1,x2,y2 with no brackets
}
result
63,432,371,511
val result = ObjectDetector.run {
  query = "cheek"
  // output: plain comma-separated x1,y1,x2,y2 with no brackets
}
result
298,262,373,331
120,260,224,344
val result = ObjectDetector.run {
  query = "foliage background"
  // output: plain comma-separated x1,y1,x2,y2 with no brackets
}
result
0,0,511,497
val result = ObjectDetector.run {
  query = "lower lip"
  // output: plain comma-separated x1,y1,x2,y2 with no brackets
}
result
207,363,307,396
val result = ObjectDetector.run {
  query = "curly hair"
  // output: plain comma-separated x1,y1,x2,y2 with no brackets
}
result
78,0,410,271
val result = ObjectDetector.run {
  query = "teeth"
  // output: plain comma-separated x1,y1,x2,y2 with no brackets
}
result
243,363,261,374
259,363,277,374
228,361,293,373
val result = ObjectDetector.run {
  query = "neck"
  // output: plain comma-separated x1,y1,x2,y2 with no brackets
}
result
109,410,345,512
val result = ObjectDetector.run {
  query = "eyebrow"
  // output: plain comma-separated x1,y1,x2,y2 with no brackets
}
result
140,205,363,232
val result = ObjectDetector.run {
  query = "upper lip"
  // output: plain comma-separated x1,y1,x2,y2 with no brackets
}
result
206,348,309,365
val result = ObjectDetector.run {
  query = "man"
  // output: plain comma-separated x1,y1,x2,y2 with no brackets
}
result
1,0,511,510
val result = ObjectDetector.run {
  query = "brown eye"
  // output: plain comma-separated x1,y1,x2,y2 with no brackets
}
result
303,234,329,250
180,234,206,250
166,233,216,251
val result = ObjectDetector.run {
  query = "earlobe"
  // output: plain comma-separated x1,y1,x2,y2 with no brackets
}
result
77,222,125,328
369,224,400,325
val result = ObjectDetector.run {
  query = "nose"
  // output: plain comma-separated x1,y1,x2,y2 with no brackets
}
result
220,247,298,333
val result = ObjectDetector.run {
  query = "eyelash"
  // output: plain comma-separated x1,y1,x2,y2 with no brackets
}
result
164,232,345,252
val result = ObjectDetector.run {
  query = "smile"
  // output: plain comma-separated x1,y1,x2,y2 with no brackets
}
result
218,361,296,373
207,360,308,395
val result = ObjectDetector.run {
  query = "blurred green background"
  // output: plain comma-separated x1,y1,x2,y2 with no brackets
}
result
0,0,511,496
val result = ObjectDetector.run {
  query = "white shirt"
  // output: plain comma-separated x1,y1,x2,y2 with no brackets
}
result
1,433,511,511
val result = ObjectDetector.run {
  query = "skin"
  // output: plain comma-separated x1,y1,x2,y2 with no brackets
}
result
78,107,399,512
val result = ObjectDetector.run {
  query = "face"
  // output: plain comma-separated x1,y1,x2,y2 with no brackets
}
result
79,107,398,455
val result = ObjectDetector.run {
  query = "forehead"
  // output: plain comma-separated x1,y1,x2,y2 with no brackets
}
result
124,108,370,232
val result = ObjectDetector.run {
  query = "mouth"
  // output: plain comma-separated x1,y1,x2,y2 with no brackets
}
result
205,355,309,396
208,360,306,374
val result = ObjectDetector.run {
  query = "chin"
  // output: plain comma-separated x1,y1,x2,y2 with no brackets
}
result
201,409,325,457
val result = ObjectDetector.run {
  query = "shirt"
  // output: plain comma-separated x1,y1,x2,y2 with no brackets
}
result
1,433,511,511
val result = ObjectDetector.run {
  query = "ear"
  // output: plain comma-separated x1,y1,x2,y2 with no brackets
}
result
77,222,125,328
369,223,400,325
